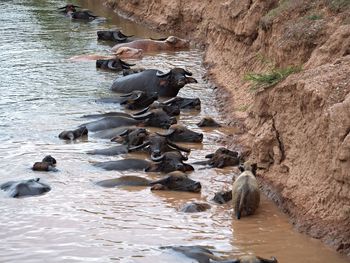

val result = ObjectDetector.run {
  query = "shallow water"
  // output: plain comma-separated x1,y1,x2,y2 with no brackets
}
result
0,1,348,262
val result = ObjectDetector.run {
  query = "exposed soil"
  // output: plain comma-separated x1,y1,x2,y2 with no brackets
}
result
105,0,350,256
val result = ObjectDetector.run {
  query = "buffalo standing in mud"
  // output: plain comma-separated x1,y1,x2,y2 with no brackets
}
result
111,68,197,97
93,151,194,173
96,171,201,193
232,162,260,219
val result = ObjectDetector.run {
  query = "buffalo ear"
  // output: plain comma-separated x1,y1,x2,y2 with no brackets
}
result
205,153,214,159
185,77,198,84
113,32,127,41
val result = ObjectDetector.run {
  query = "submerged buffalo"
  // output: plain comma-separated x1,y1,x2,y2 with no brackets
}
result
97,30,135,42
96,171,201,193
58,4,79,14
87,128,149,156
128,133,191,158
111,68,197,97
197,117,221,127
96,58,135,71
59,126,88,140
97,90,159,110
162,246,278,263
0,178,51,198
212,189,232,204
232,162,260,219
133,101,180,117
81,109,176,132
163,97,201,110
93,151,194,173
111,36,190,53
193,147,240,168
179,202,211,213
157,124,203,143
32,155,58,172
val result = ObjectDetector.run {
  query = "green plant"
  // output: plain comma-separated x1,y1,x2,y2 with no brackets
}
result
245,66,302,91
307,14,323,20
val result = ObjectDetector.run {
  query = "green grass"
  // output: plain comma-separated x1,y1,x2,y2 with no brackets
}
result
307,14,323,20
245,66,302,91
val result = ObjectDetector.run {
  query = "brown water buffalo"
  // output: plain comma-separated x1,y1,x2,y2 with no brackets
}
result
111,68,197,97
87,128,149,156
93,151,193,173
32,155,58,172
128,133,191,158
97,30,135,42
111,36,190,53
193,147,240,168
232,162,260,219
96,90,159,110
95,172,201,193
68,48,141,62
0,178,51,198
81,109,176,132
197,117,221,127
114,47,143,59
157,124,203,143
96,58,135,71
59,126,88,140
162,246,278,263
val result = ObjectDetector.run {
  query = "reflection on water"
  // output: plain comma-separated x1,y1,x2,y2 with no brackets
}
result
0,0,348,262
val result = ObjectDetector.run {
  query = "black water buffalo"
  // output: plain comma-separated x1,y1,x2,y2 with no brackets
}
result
163,97,201,110
58,4,79,13
197,117,222,127
193,147,240,168
32,155,58,172
128,133,191,158
82,109,176,132
87,128,149,156
59,126,88,140
157,124,203,143
212,189,232,204
96,58,135,71
97,91,159,110
162,246,278,263
179,202,211,213
96,171,201,193
97,30,135,42
111,68,198,97
93,151,194,173
133,101,180,117
0,178,51,198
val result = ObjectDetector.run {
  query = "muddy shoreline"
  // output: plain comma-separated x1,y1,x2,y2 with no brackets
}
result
104,0,350,256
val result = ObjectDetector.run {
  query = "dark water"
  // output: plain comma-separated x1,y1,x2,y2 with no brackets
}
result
0,1,348,262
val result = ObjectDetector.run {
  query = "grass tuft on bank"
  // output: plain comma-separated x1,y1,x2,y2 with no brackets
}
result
245,66,302,91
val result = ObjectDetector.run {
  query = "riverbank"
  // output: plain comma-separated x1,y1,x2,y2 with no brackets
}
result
105,0,350,255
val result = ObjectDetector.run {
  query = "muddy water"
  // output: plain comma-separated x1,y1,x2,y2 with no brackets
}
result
0,1,348,262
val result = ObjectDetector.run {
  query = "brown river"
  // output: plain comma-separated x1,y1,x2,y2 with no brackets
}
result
0,1,349,262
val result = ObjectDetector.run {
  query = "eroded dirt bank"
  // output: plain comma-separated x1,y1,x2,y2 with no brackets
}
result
105,0,350,255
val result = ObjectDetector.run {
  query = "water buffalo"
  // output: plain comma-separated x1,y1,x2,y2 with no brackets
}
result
197,117,221,127
87,128,149,156
58,4,79,14
163,97,201,110
96,90,159,110
212,189,232,204
232,162,260,219
111,68,197,97
59,126,88,140
122,67,145,76
93,151,194,173
179,202,211,213
63,5,98,20
81,109,176,131
162,246,278,263
0,178,51,198
114,47,143,59
128,133,191,158
133,101,180,117
96,58,135,71
32,155,58,172
97,30,135,42
111,36,190,53
193,147,240,168
96,171,201,193
157,124,203,143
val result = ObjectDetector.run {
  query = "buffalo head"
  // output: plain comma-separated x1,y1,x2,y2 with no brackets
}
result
197,116,221,127
97,30,134,42
119,90,158,110
164,36,190,49
146,151,194,173
96,58,135,71
132,109,177,129
157,124,203,142
58,4,79,13
134,101,180,117
205,147,240,168
163,97,201,110
129,133,191,159
150,171,201,192
111,127,149,147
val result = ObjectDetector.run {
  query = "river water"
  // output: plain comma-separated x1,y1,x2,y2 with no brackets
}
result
0,1,348,262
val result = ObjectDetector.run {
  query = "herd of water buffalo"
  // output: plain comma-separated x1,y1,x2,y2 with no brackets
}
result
0,4,279,262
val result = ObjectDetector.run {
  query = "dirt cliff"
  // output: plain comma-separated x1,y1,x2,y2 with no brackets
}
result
105,0,350,255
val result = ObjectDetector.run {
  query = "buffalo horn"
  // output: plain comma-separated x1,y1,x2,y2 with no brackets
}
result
156,129,175,137
113,32,127,42
150,37,167,41
151,153,165,162
107,60,118,70
120,60,136,67
119,92,134,98
119,31,134,38
167,140,191,153
58,4,80,9
156,70,171,78
118,128,131,137
133,106,150,116
128,141,150,151
184,69,193,76
162,97,178,105
132,111,153,120
259,257,278,263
